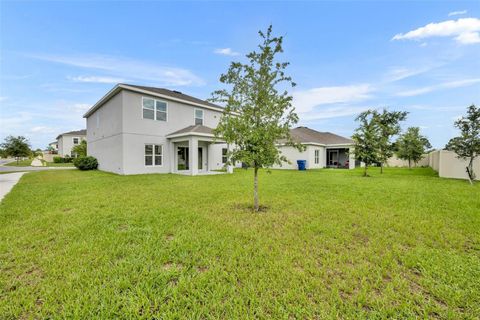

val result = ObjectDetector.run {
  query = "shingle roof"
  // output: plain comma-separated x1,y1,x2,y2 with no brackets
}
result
56,129,86,140
122,84,223,110
288,127,353,145
167,125,215,137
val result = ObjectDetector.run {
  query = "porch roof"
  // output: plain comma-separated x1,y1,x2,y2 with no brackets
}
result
166,125,215,139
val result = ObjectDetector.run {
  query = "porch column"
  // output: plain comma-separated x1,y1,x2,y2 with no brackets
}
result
348,147,355,169
169,140,175,173
226,143,233,174
189,137,198,176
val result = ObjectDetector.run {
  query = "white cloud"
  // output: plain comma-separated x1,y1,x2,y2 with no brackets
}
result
396,78,480,96
0,96,7,102
448,10,467,17
214,48,240,56
68,75,127,84
29,53,205,86
386,66,435,82
300,105,371,121
292,84,374,114
392,18,480,45
30,126,55,134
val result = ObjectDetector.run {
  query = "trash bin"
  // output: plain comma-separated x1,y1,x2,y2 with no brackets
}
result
297,160,306,170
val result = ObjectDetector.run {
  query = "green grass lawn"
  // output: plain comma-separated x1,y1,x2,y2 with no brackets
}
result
44,161,74,167
1,168,479,318
4,158,33,166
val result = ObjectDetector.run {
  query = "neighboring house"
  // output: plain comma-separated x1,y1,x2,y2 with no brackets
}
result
48,141,58,152
56,130,87,157
274,127,356,170
83,84,233,175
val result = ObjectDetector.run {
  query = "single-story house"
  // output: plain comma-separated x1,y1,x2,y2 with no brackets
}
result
274,126,355,170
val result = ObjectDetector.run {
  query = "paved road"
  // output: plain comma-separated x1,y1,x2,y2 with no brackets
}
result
0,172,26,202
0,159,15,166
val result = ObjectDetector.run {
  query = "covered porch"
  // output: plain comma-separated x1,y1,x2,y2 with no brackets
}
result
325,147,355,169
166,125,233,176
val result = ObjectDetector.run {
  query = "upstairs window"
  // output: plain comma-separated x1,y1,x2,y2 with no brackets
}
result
194,109,204,125
314,149,320,164
143,97,167,121
73,137,79,145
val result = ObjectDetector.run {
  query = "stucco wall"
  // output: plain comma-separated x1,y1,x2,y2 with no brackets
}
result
273,145,311,169
387,155,429,167
436,150,480,181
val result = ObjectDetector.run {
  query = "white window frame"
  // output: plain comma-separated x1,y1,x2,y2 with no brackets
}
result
194,108,204,126
142,97,168,122
73,137,80,145
144,144,163,167
314,149,320,164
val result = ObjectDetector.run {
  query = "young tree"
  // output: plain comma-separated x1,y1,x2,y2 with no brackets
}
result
445,104,480,184
352,110,381,177
375,109,408,173
0,136,31,164
396,127,431,169
72,140,87,157
211,25,303,211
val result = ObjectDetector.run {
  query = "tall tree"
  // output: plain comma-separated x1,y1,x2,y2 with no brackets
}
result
396,127,431,169
352,110,381,177
1,136,31,164
211,25,303,211
375,109,408,173
445,104,480,184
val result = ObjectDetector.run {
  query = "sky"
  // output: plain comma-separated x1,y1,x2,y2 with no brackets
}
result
1,1,479,150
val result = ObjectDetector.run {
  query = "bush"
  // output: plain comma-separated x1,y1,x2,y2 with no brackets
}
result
63,156,73,163
53,156,63,163
73,156,98,170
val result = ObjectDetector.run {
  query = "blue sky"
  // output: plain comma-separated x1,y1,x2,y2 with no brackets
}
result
1,1,479,149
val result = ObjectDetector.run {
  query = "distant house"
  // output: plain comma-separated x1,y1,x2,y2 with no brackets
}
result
56,130,87,157
274,127,356,170
48,141,58,152
83,84,234,175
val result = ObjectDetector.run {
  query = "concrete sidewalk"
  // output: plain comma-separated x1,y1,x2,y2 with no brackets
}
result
0,172,26,202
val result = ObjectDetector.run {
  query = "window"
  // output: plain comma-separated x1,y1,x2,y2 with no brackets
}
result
222,148,228,164
194,109,204,125
143,97,167,121
314,149,320,164
145,144,163,166
73,137,79,145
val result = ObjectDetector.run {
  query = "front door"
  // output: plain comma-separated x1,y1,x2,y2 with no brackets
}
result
177,147,189,171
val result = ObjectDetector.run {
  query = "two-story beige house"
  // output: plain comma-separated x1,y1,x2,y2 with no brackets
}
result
83,84,232,175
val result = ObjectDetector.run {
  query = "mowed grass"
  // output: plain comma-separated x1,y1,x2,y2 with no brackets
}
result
0,168,479,319
4,158,33,166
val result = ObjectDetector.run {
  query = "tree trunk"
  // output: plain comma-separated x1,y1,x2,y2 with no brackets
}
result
380,162,384,174
363,164,368,177
466,158,474,185
408,159,411,169
253,166,259,211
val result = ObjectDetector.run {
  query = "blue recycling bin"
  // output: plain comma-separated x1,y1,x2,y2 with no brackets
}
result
297,160,306,170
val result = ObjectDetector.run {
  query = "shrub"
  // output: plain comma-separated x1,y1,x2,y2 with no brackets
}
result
63,156,73,163
73,156,98,170
53,156,64,163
